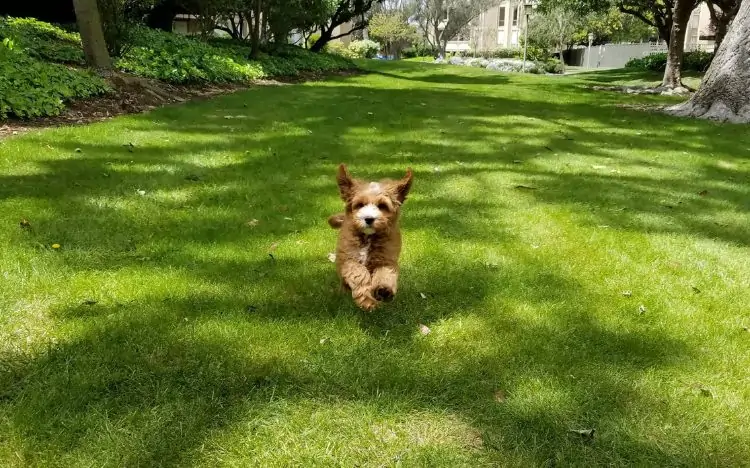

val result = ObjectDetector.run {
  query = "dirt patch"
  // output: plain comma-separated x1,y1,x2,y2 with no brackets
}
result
0,69,363,139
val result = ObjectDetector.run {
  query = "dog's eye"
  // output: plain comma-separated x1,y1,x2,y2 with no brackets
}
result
353,202,364,210
377,203,389,211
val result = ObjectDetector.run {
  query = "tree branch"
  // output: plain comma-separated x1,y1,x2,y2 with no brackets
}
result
618,3,657,27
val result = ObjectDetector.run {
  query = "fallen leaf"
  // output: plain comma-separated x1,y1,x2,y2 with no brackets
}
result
136,189,146,196
591,165,607,170
367,112,374,116
569,428,595,440
419,292,427,299
246,219,259,227
185,174,201,181
512,160,523,164
336,116,343,120
742,326,749,333
269,242,279,251
699,387,714,398
531,244,540,249
691,286,701,294
283,217,293,221
327,252,336,263
82,300,97,306
698,190,708,196
432,166,441,172
74,148,82,153
20,219,31,229
597,225,610,228
246,305,257,313
419,324,431,335
638,304,647,314
544,146,554,152
51,243,61,249
319,337,329,345
493,389,506,403
622,290,633,297
514,185,537,190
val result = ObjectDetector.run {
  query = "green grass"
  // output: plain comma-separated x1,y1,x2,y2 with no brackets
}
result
1,61,748,466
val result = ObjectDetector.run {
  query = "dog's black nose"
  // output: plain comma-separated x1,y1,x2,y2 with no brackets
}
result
364,217,375,225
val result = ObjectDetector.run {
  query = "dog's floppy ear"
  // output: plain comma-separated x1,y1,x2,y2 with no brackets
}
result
336,164,354,201
394,167,413,204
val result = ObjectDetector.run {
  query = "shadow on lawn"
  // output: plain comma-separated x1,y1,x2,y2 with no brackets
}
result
1,253,698,466
0,67,748,465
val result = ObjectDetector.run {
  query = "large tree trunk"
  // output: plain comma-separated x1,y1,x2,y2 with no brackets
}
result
662,0,696,88
72,0,112,70
310,27,333,52
667,0,750,122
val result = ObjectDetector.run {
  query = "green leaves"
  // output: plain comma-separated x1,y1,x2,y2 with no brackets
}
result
0,54,110,119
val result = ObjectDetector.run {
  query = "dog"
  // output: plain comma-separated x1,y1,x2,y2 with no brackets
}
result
328,164,413,311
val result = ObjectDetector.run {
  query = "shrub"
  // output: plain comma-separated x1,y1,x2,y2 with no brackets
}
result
116,27,354,84
541,59,564,74
307,33,321,49
0,52,110,119
625,51,713,72
347,39,381,59
0,16,84,64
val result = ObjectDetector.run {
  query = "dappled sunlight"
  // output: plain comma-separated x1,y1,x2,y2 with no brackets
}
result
0,61,748,466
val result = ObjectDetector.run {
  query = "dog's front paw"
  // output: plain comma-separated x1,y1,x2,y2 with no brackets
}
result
353,289,379,312
373,286,394,303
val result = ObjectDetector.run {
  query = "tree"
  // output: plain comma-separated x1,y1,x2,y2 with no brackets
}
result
661,0,701,88
309,0,383,52
528,4,579,64
413,0,492,57
705,0,740,51
72,0,112,69
571,7,657,45
667,0,750,122
368,10,416,56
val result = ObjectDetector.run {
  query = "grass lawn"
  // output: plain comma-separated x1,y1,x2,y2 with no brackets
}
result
0,61,748,467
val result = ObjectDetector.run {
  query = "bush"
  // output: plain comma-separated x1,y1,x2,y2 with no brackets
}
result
625,50,713,72
0,52,110,119
117,27,354,83
541,59,564,74
307,33,321,49
347,39,381,58
0,16,84,64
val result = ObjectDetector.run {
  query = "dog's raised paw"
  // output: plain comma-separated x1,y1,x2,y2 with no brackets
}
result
374,287,395,303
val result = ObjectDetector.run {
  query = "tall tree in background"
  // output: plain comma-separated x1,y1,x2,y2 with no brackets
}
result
705,0,740,50
413,0,492,57
661,0,701,88
72,0,112,69
309,0,383,52
668,0,750,122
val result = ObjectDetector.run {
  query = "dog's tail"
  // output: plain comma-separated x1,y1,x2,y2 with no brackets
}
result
327,213,345,229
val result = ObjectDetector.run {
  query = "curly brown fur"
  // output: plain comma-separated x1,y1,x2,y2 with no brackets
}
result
329,164,413,311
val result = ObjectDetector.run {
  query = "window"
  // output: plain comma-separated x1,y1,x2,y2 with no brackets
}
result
512,6,519,26
498,7,506,27
442,9,449,20
511,30,519,45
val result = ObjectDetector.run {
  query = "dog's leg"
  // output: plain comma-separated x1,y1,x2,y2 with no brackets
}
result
371,265,399,303
340,261,378,311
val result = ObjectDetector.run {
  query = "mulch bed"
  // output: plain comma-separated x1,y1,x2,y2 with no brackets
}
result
0,69,363,139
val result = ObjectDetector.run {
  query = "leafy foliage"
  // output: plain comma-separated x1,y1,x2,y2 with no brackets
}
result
0,16,84,64
625,50,713,72
116,27,354,83
326,39,381,58
368,11,417,56
0,52,110,119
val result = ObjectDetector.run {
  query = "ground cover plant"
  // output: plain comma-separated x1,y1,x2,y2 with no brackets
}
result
0,60,748,466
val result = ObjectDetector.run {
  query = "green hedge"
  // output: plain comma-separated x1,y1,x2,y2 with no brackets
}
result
117,27,355,84
0,17,84,64
0,18,356,119
624,51,713,72
0,52,110,119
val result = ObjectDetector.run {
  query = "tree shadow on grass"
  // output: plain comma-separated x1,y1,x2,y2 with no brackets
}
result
0,252,710,466
1,67,748,465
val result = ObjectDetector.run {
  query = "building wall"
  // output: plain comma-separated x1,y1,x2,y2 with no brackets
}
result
447,0,716,54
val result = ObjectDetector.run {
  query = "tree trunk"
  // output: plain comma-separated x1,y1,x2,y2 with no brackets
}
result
667,0,750,122
248,0,262,59
661,0,695,88
72,0,112,70
310,28,333,52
